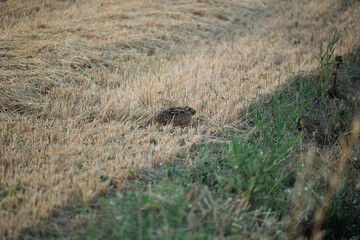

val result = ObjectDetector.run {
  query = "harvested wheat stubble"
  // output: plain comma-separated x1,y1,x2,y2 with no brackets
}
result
1,0,360,239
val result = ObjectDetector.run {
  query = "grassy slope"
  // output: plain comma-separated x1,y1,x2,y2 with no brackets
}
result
25,52,360,239
1,0,360,239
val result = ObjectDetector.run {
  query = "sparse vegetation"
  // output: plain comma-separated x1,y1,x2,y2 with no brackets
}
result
1,0,360,239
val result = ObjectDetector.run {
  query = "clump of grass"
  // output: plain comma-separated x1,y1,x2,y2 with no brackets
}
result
318,31,341,84
77,180,283,239
222,93,298,209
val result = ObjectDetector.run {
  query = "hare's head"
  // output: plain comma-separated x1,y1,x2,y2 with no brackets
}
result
183,106,196,115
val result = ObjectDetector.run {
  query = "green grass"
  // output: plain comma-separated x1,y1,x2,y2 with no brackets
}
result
76,141,288,239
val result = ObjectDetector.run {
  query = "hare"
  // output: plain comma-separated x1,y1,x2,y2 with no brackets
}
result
152,106,196,127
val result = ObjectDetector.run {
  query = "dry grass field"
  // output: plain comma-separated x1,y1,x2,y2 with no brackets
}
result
1,0,360,238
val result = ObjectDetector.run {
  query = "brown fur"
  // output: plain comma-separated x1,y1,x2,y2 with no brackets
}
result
152,106,196,127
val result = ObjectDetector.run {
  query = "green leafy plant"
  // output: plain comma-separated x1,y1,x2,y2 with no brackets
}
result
318,31,341,88
223,92,298,208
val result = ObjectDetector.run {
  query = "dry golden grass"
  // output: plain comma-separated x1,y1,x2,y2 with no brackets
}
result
0,0,77,29
1,0,360,238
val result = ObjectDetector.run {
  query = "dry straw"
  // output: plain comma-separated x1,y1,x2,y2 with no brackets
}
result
1,0,360,238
